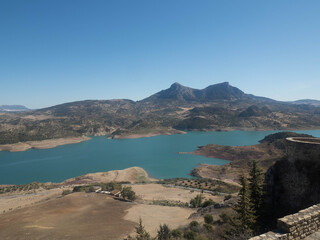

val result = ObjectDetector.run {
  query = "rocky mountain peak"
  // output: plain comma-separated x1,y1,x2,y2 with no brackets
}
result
170,82,184,88
142,82,248,103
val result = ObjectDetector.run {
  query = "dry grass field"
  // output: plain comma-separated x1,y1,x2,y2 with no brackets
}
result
124,204,195,236
0,192,136,240
130,183,222,202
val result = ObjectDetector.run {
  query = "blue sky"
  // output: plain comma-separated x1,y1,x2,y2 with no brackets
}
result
1,0,319,109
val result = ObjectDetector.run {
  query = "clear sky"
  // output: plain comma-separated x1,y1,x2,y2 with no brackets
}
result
1,0,319,109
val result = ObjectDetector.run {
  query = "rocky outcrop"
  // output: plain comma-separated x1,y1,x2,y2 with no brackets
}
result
265,137,320,218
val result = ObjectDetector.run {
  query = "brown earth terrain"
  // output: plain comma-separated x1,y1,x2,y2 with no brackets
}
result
62,167,154,185
0,188,65,214
190,132,310,183
0,184,204,239
124,204,195,236
1,167,220,239
192,143,282,161
190,143,283,183
0,192,136,240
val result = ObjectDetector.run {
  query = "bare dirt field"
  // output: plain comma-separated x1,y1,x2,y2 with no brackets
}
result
130,183,223,203
0,192,136,240
0,188,64,214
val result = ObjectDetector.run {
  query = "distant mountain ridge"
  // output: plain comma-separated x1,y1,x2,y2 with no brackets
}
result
142,82,250,103
1,82,320,144
289,99,320,106
0,105,29,112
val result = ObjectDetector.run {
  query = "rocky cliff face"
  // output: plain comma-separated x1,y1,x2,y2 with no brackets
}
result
265,138,320,218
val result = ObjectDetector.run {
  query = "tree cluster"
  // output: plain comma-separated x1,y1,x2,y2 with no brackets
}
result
225,160,264,239
121,186,136,201
189,195,215,208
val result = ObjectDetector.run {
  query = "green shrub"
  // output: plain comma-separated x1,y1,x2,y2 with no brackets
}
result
183,230,196,240
203,223,213,231
190,194,203,208
171,229,182,239
121,186,136,201
204,214,213,224
189,221,199,228
201,199,215,208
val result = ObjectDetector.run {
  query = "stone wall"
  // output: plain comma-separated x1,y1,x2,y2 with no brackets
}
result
285,137,320,163
250,204,320,240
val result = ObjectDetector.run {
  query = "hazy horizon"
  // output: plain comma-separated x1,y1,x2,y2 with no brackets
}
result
1,0,320,109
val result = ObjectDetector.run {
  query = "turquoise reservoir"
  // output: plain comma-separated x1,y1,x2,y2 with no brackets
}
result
1,130,320,184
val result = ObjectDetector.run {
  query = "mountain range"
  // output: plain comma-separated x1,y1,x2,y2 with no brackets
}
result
141,82,274,103
0,105,29,112
289,99,320,106
1,82,320,144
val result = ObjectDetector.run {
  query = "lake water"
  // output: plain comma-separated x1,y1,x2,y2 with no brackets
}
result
1,130,320,185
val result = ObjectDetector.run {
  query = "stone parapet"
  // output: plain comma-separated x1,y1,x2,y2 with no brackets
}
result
249,204,320,240
285,137,320,162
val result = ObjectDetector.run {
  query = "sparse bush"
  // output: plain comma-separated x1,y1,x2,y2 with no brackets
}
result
224,194,232,201
152,200,188,207
203,223,213,231
62,189,72,196
201,199,215,208
189,221,199,228
190,194,203,208
204,214,213,224
72,182,122,193
171,229,182,239
183,230,196,240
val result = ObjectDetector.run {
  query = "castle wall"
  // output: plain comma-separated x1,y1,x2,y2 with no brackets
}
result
249,204,320,240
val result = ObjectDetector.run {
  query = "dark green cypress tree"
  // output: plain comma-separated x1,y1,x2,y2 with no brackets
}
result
233,174,256,234
157,224,171,240
135,218,151,240
248,160,264,231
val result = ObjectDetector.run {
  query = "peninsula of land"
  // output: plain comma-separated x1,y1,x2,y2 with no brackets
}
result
0,136,90,152
190,132,313,183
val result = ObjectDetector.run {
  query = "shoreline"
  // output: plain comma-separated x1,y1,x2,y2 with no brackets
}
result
0,136,91,152
1,127,319,153
110,129,186,139
113,127,320,140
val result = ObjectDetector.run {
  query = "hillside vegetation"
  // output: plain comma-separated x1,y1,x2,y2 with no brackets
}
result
1,82,320,144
